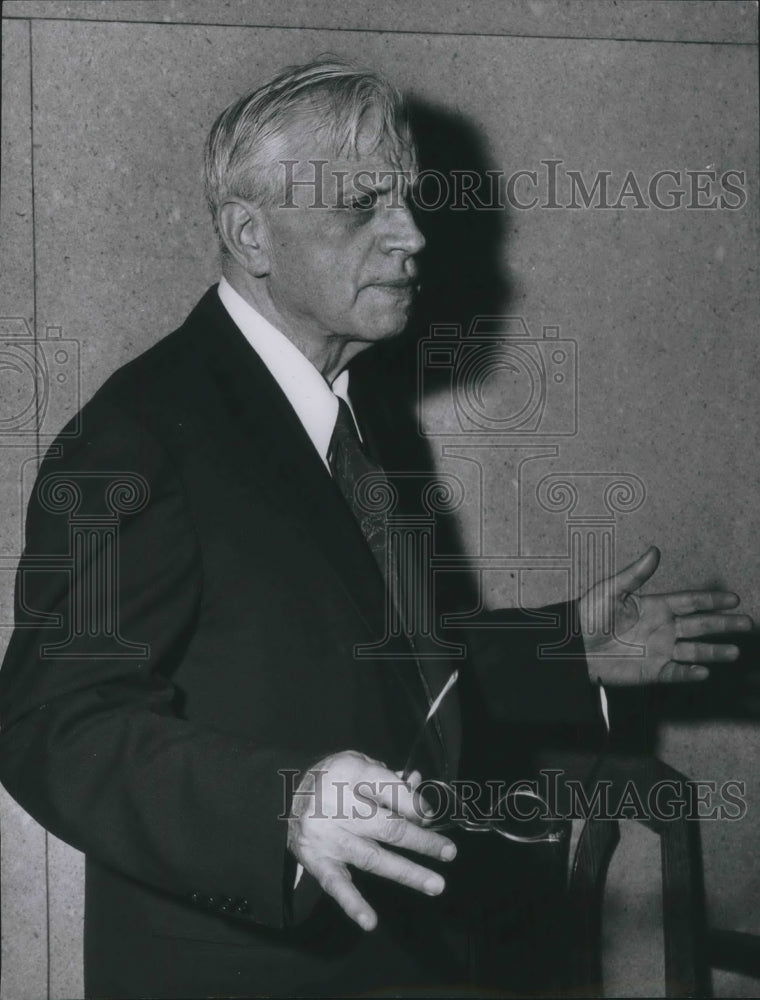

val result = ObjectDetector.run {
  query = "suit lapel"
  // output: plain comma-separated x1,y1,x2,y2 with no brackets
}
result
185,289,432,726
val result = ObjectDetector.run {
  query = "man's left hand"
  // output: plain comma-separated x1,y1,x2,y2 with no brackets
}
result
579,545,753,685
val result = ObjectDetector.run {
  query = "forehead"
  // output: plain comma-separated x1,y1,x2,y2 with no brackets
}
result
279,107,417,187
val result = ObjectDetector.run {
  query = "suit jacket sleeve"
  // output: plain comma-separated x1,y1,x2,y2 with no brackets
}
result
0,395,319,929
456,602,601,726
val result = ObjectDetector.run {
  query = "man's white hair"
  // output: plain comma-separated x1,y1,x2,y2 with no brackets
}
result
203,58,413,239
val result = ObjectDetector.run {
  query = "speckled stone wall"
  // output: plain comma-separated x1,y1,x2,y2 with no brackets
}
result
1,2,757,997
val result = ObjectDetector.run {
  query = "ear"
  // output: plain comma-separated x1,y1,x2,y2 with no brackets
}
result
217,198,271,277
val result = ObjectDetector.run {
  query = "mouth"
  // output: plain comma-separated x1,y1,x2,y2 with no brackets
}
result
369,283,417,306
367,278,418,292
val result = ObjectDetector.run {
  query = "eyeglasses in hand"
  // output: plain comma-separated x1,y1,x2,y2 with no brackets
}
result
401,670,566,846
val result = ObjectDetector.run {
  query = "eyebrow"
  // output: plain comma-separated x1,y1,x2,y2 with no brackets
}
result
368,167,418,188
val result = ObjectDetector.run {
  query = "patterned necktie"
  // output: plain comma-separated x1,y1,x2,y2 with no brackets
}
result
328,397,451,776
328,398,390,571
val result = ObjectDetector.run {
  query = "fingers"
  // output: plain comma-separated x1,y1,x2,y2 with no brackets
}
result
312,858,377,931
303,811,451,930
355,764,441,831
377,771,441,828
394,767,421,787
340,831,446,896
674,613,753,640
364,808,456,861
673,641,740,663
404,769,422,790
613,546,660,595
289,751,458,927
663,590,741,615
391,769,443,829
366,767,426,822
659,662,711,683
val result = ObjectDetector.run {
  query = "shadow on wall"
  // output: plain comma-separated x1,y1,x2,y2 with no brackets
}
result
352,96,511,522
654,631,760,723
352,96,512,419
363,97,759,762
352,96,760,760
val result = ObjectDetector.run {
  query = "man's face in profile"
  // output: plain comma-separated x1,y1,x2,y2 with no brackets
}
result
258,111,425,350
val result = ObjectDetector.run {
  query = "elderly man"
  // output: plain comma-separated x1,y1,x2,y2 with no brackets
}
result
0,60,749,999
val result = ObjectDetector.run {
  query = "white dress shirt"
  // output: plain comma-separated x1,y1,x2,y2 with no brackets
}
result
217,277,360,464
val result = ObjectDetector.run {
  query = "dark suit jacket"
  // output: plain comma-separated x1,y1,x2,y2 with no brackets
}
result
0,288,598,998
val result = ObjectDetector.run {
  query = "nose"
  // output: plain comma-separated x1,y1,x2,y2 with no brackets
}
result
379,200,426,257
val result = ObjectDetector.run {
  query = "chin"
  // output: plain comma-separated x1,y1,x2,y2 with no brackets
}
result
361,307,414,342
356,288,416,340
362,320,408,343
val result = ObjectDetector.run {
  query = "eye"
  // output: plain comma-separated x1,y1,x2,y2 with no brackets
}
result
349,189,378,212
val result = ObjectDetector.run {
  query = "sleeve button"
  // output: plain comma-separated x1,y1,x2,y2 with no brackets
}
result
235,899,250,914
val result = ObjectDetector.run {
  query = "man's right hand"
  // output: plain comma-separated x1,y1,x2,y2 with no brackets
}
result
287,750,457,931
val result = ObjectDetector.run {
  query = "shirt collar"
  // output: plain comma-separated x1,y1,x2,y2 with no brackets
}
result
217,277,355,467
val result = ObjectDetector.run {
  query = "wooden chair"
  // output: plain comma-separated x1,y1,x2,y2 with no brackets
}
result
564,754,760,998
